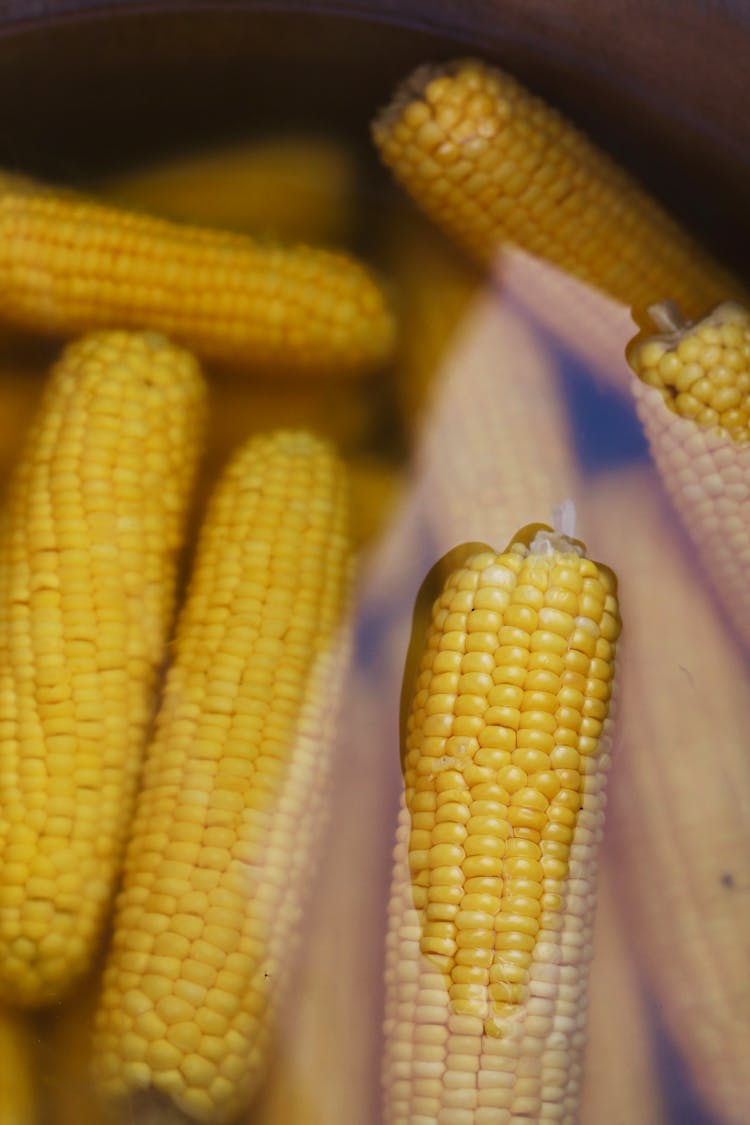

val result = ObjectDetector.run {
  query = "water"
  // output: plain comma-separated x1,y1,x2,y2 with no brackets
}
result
0,7,747,1125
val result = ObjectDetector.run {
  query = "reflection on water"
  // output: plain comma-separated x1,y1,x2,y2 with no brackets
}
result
0,38,747,1125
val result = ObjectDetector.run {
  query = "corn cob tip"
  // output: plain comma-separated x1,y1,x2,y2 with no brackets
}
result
628,298,750,441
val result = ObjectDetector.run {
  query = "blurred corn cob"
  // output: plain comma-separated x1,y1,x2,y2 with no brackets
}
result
499,247,638,395
97,134,358,246
0,170,395,377
0,1008,36,1124
0,331,206,1006
380,210,484,433
628,299,750,650
383,524,620,1124
579,853,666,1124
92,430,354,1124
251,669,391,1125
584,463,750,1125
414,294,582,555
373,58,743,325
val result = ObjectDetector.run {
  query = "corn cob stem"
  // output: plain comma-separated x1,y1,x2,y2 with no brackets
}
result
627,299,750,650
383,520,620,1124
373,59,743,323
0,170,395,377
583,464,750,1125
92,429,354,1124
0,331,206,1007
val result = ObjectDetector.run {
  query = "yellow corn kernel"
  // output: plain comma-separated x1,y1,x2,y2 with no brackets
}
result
584,464,750,1125
0,331,205,1007
383,522,619,1124
0,170,395,377
0,1008,36,1124
629,300,750,439
92,429,354,1124
372,58,742,322
97,134,358,245
628,300,750,650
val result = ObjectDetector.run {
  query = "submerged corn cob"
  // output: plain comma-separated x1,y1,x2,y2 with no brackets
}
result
373,59,742,321
383,523,620,1125
628,300,750,648
99,134,358,245
584,465,750,1125
0,1008,36,1124
0,331,206,1006
0,170,395,377
93,429,354,1124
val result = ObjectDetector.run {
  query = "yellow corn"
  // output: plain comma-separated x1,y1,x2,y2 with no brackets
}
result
98,134,358,245
0,170,395,377
373,58,742,322
584,464,750,1125
383,523,620,1125
0,331,206,1006
0,1008,36,1124
628,300,750,649
92,429,354,1124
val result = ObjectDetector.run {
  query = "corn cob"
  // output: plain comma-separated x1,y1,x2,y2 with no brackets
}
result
0,331,206,1006
0,170,395,377
92,429,354,1124
584,463,750,1125
372,58,742,323
0,1008,36,1124
98,134,358,245
383,521,620,1125
628,300,750,649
